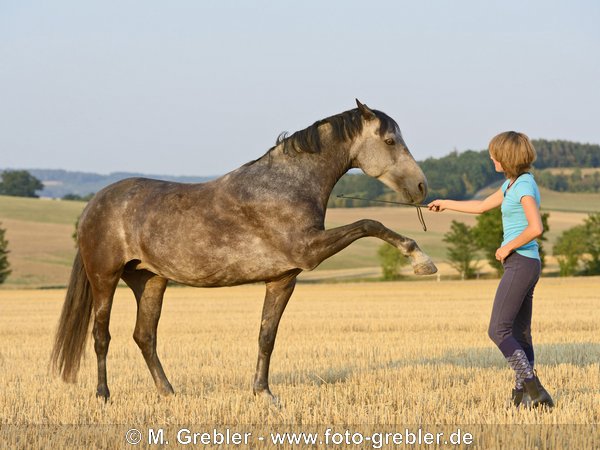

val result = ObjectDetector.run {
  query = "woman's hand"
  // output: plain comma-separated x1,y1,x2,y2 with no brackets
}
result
495,245,513,262
428,199,446,212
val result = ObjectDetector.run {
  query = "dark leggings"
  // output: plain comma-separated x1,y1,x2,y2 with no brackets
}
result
488,252,541,365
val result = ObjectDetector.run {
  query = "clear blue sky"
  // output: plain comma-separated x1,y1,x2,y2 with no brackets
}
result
1,1,599,176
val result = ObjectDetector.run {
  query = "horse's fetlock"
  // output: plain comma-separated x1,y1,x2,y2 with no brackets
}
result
96,385,110,401
253,383,272,397
403,239,417,254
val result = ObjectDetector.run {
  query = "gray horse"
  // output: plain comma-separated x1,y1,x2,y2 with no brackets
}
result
51,100,437,401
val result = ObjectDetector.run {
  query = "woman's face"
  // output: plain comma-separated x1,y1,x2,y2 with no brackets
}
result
490,153,504,173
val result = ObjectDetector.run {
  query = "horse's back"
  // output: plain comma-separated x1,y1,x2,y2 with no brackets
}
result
91,177,201,202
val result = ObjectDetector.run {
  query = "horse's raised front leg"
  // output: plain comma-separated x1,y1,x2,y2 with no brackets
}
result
300,219,437,275
253,272,299,401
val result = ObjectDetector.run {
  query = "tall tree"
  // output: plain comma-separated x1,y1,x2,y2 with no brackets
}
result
443,220,481,279
0,170,44,198
0,223,11,284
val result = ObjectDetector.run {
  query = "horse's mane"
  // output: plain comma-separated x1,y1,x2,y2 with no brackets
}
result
273,107,398,156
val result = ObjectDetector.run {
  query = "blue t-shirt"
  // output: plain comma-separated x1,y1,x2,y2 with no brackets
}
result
501,172,541,260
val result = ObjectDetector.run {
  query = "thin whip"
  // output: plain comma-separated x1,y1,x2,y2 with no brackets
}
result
336,194,429,231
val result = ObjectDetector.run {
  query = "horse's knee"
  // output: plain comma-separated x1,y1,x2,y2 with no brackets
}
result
361,219,384,234
258,330,276,354
259,335,275,353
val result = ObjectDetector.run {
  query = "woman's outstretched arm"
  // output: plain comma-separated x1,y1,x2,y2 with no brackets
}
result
428,188,504,214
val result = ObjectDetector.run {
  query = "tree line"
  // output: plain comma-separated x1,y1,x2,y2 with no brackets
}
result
535,169,600,193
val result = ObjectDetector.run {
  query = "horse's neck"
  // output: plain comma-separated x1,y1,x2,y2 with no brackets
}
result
277,142,351,204
230,141,352,212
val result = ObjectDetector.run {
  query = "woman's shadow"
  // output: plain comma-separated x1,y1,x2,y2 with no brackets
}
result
289,342,600,386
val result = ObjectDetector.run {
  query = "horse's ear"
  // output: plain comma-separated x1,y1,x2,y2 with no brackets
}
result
356,99,376,121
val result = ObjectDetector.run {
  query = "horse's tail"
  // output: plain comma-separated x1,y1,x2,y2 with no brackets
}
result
51,250,94,383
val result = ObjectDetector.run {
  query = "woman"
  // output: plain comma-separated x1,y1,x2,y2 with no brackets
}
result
428,131,554,408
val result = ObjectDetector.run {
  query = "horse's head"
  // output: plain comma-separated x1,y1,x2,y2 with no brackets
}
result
350,100,427,204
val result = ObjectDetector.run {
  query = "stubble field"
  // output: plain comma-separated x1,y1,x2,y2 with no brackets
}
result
1,278,598,448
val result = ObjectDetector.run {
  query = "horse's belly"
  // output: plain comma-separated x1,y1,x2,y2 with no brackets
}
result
138,252,297,287
166,267,297,287
133,217,302,286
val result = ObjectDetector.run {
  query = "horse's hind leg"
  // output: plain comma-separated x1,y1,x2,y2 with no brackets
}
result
253,273,298,400
122,270,173,396
89,274,120,400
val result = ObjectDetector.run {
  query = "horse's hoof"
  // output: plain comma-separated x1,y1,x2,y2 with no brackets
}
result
254,388,280,407
158,384,175,396
413,261,438,275
96,386,110,402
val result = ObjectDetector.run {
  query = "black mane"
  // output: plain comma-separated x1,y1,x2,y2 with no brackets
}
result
274,108,398,155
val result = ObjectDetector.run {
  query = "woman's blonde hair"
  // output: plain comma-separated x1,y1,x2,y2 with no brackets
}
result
488,131,536,179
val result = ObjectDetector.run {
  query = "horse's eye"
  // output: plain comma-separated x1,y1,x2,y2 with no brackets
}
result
385,138,395,145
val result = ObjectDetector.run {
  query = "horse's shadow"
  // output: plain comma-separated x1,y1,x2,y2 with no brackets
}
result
285,342,600,387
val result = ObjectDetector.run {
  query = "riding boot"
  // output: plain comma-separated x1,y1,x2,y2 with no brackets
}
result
511,388,531,407
523,375,554,409
511,388,523,407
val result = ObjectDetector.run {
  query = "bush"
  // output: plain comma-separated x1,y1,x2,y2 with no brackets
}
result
553,225,587,276
377,243,408,280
